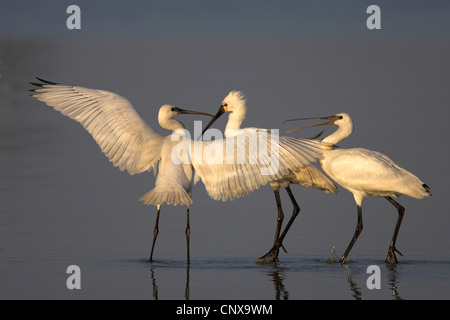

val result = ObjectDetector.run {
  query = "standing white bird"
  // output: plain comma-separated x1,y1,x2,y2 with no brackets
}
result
30,78,214,264
285,113,431,263
200,91,338,262
30,79,331,263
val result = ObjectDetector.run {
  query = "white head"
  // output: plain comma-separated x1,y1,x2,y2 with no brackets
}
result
330,113,353,128
284,112,354,144
221,91,246,114
158,104,213,131
201,91,248,135
222,91,247,131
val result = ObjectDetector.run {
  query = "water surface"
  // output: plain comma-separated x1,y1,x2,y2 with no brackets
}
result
1,30,449,300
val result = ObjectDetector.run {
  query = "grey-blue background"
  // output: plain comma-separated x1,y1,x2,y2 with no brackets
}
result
1,1,449,299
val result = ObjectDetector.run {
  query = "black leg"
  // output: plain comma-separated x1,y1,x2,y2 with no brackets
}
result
340,204,363,264
257,188,284,263
185,264,190,300
385,197,405,264
185,207,191,264
277,185,301,245
257,185,300,263
273,189,284,248
149,205,161,262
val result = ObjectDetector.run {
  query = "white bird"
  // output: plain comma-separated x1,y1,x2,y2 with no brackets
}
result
30,78,214,264
200,91,338,262
285,113,431,263
30,79,331,263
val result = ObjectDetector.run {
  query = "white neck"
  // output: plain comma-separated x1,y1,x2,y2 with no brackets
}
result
322,123,353,145
225,105,246,132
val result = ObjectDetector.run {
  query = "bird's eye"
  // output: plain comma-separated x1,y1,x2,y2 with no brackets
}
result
171,107,175,112
338,115,343,119
222,103,227,107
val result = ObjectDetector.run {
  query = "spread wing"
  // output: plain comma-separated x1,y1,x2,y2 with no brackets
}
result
192,128,333,201
30,78,164,175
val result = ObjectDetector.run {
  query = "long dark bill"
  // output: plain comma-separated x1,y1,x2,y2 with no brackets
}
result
197,105,225,140
283,115,339,134
175,107,214,118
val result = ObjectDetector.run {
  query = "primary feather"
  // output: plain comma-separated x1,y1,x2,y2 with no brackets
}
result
31,80,164,175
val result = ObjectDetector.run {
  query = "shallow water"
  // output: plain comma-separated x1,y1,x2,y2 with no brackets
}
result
148,257,450,300
1,34,450,300
4,253,450,299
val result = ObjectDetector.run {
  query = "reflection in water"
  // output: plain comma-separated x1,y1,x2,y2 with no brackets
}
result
343,265,362,300
142,257,450,300
328,247,363,299
150,268,159,300
147,259,406,300
148,261,290,300
386,264,402,300
149,264,190,300
268,267,289,300
343,262,403,300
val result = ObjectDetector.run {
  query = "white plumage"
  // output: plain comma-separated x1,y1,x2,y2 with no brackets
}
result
200,91,337,262
193,128,331,201
30,79,331,263
30,78,214,263
31,81,163,175
322,147,429,204
286,112,431,263
139,130,194,207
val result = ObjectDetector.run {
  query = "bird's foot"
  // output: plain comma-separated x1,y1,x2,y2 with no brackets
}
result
256,244,285,263
256,247,279,263
385,245,403,264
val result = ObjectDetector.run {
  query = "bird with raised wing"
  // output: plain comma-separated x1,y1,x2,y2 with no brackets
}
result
200,91,337,262
30,79,333,263
285,113,431,263
30,78,215,263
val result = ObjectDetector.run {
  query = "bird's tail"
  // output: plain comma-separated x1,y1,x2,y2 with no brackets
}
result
139,187,192,207
401,178,431,199
423,184,431,196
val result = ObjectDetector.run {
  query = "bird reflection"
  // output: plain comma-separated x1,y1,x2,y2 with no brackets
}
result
386,263,403,300
146,258,410,300
342,262,402,300
150,267,159,300
148,260,404,300
149,261,291,300
268,268,289,300
344,267,362,300
149,264,190,300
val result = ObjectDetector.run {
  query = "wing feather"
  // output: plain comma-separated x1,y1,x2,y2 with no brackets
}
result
30,79,164,175
193,129,332,201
